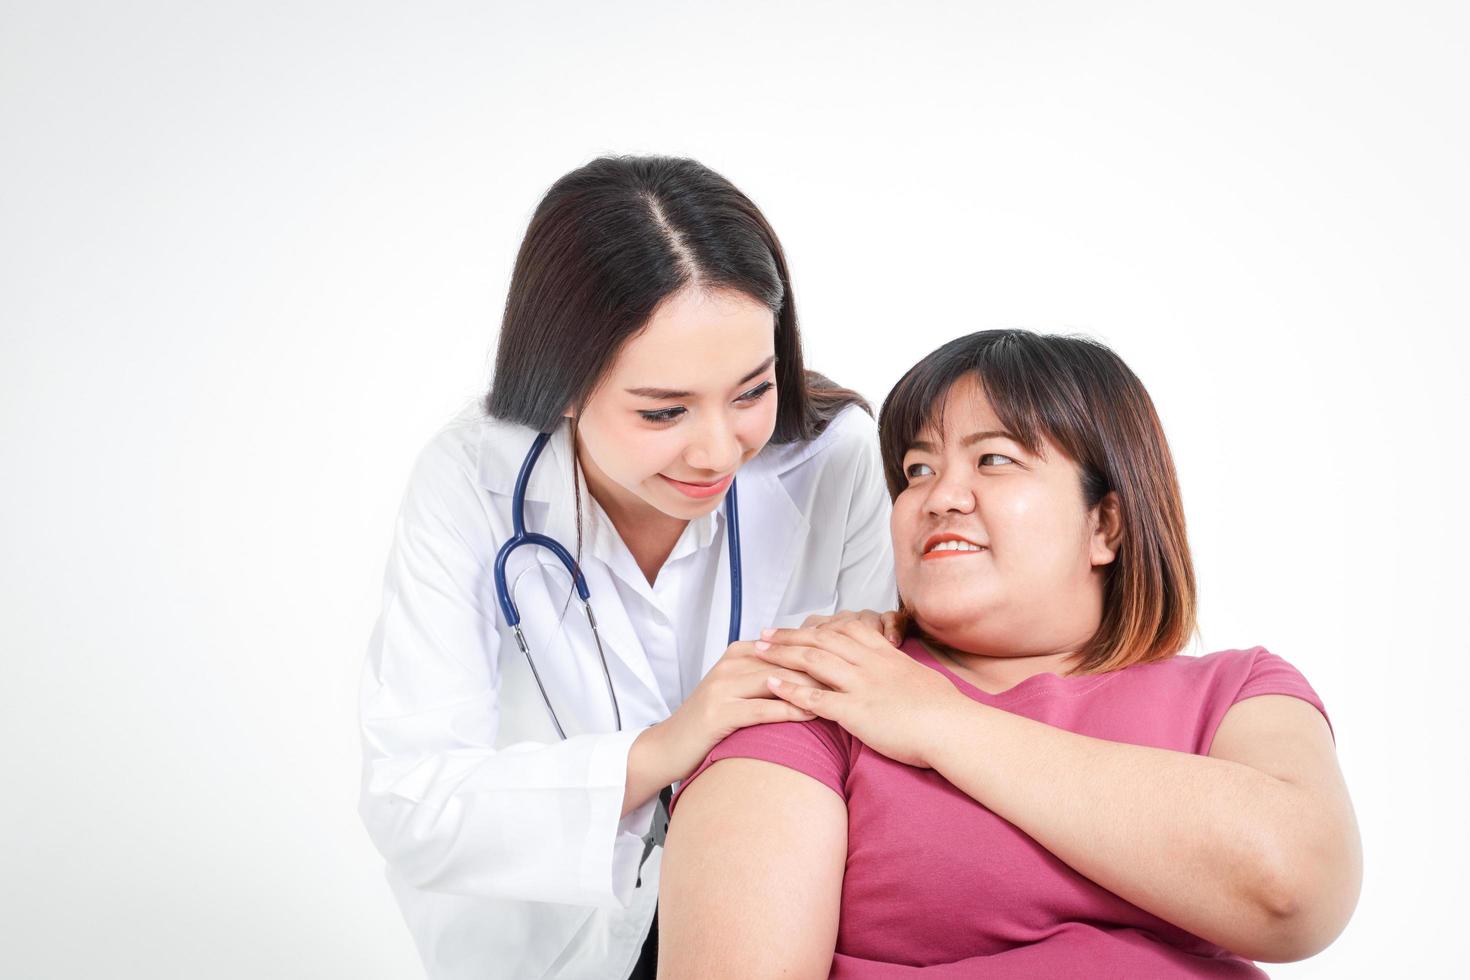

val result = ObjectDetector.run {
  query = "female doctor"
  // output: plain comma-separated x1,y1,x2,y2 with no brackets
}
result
358,156,897,980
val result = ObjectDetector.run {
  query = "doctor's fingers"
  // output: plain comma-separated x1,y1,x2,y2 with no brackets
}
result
879,609,910,646
815,618,894,652
723,665,832,698
715,639,779,669
800,608,877,631
708,644,813,689
717,640,841,683
749,641,858,691
731,695,819,727
759,625,883,665
802,608,893,644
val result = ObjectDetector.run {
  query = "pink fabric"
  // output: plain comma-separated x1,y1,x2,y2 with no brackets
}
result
672,642,1330,978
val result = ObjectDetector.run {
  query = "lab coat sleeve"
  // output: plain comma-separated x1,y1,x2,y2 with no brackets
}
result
834,412,898,612
357,436,656,909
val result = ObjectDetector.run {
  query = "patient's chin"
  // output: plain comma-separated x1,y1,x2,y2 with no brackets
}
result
909,601,1003,648
918,626,1028,663
903,581,997,618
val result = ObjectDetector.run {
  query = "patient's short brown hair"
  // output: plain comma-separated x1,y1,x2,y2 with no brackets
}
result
878,329,1196,673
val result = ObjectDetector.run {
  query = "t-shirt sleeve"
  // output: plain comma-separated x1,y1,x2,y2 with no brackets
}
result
670,719,851,815
1224,648,1334,742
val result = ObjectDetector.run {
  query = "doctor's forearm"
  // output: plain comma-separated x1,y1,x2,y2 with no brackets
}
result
622,724,687,817
925,701,1322,961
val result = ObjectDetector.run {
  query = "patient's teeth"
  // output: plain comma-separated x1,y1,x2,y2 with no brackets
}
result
927,539,984,553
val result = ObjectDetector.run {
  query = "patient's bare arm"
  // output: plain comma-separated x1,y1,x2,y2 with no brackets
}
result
656,758,847,980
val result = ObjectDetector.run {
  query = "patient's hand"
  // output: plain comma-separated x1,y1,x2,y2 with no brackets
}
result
753,620,965,769
801,607,908,646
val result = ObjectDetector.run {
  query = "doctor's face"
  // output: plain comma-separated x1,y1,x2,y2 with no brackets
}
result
890,375,1121,658
575,286,778,522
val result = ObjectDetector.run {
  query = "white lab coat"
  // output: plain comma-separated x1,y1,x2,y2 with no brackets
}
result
359,402,896,980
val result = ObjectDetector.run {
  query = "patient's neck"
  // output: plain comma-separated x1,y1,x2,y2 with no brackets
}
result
919,634,1085,696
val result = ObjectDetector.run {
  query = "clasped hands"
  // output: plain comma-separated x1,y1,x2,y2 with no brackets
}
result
751,610,966,769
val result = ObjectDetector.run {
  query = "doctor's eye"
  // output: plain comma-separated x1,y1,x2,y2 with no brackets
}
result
978,453,1015,467
904,462,935,480
735,380,774,403
638,406,687,423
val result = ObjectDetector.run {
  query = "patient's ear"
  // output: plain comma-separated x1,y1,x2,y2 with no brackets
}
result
1089,491,1123,567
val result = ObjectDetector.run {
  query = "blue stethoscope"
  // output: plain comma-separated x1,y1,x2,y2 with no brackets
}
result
492,430,744,741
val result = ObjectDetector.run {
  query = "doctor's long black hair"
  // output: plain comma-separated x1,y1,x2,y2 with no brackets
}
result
486,155,868,440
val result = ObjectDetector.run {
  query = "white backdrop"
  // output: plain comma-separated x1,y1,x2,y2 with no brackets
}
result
2,1,1466,976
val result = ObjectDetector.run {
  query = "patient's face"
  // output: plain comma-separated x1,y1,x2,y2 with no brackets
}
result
890,375,1116,657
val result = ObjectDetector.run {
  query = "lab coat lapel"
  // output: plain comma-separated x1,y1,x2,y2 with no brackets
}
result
700,462,808,677
576,560,668,717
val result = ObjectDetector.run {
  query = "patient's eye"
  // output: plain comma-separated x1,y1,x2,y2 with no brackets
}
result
905,462,934,480
978,453,1015,467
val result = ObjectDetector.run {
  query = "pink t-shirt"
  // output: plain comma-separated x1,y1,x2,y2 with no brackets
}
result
672,641,1330,979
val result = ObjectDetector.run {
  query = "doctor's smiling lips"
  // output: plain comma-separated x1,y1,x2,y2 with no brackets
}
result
660,472,736,499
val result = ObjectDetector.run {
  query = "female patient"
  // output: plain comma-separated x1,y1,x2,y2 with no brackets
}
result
657,330,1361,978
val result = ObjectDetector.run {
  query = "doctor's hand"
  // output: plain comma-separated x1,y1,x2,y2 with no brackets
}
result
801,607,909,647
624,641,827,815
751,620,967,770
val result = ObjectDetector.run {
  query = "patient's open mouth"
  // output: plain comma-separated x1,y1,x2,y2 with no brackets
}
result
922,533,988,560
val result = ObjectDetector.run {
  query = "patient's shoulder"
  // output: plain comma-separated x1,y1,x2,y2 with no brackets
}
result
673,719,852,810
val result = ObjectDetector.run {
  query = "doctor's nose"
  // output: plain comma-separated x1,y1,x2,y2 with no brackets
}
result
684,414,742,474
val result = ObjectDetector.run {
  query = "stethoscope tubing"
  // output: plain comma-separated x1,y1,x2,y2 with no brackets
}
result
492,430,743,740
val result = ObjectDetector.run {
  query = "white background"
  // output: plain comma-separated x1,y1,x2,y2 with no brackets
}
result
2,1,1466,976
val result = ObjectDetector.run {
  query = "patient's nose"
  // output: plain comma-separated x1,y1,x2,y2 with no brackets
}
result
924,468,976,515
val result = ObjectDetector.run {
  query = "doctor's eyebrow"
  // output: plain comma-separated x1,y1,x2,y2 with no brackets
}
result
624,355,777,400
